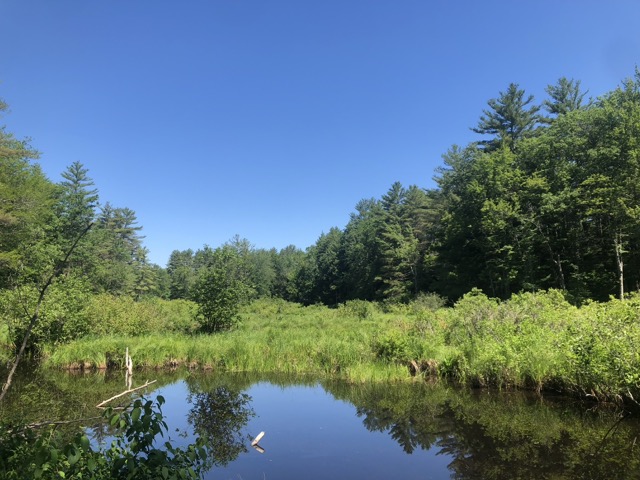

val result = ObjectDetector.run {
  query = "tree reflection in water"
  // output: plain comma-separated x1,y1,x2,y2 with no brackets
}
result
325,381,640,480
187,386,255,467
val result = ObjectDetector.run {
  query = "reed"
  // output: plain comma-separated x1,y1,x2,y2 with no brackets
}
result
40,293,640,401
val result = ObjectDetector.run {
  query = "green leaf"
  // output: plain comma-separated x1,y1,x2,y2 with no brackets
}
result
80,434,90,451
131,406,141,422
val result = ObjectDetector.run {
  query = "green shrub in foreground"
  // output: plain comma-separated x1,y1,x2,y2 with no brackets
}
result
0,395,208,479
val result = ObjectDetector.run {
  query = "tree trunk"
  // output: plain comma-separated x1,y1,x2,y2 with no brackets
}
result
614,232,625,300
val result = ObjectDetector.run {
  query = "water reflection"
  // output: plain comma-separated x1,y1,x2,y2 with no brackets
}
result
326,381,640,479
2,369,640,479
186,385,255,466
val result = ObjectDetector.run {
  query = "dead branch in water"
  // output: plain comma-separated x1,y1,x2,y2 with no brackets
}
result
96,379,157,408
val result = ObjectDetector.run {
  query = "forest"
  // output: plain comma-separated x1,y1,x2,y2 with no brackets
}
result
3,72,640,342
12,74,639,307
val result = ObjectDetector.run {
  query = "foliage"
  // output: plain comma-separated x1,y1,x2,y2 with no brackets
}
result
472,82,542,151
82,294,195,337
373,331,414,363
0,395,209,479
0,275,93,354
41,293,640,403
337,299,376,319
543,76,590,117
191,246,254,333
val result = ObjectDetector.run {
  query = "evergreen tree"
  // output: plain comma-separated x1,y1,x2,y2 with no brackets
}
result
167,249,196,299
543,77,590,118
472,83,542,151
89,204,145,295
272,245,305,301
56,161,98,242
339,198,383,301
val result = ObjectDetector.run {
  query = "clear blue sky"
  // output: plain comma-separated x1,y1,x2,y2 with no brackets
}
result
1,1,639,266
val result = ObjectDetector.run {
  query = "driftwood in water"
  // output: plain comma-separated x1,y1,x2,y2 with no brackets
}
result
96,379,157,408
251,431,265,446
251,431,266,453
125,347,133,376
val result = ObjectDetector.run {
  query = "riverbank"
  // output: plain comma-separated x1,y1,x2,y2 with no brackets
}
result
37,291,640,405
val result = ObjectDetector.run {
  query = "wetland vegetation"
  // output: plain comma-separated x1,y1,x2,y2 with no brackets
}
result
3,71,640,477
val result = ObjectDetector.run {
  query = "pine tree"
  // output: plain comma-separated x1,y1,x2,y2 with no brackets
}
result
472,83,542,151
543,77,590,118
57,161,98,243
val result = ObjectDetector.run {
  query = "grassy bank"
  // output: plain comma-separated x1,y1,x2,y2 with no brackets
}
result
43,300,409,382
38,292,640,403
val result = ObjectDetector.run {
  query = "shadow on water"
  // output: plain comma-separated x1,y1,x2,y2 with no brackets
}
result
2,367,640,479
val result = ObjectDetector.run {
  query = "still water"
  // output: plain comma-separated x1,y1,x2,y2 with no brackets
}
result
159,380,451,480
2,369,640,479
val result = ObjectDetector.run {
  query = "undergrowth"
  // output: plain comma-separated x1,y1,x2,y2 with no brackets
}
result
25,291,640,403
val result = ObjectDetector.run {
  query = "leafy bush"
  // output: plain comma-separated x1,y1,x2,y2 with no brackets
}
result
0,395,209,479
83,294,165,337
145,297,199,334
0,275,92,354
338,299,375,319
411,292,447,313
373,331,415,363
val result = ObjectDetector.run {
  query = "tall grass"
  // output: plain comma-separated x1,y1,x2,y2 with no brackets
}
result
41,292,640,402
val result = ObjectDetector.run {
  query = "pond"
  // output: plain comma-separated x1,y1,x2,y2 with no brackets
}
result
2,368,640,479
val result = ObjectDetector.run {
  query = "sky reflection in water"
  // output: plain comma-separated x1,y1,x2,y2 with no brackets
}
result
156,380,451,480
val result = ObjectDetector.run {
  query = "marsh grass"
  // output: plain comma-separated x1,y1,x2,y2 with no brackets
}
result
45,299,406,382
40,293,640,401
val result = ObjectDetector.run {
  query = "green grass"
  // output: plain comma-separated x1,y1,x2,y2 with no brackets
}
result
44,299,414,382
38,292,640,402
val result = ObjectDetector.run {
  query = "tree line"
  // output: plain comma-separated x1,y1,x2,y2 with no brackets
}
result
167,71,640,305
2,71,640,319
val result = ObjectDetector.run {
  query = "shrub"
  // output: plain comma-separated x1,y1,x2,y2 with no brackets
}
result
373,331,413,363
0,395,209,479
0,274,92,354
83,294,165,337
338,300,375,319
411,292,447,313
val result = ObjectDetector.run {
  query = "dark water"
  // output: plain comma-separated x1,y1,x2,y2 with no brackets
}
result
2,368,640,479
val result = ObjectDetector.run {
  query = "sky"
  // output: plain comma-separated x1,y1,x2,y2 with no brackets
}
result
1,1,639,266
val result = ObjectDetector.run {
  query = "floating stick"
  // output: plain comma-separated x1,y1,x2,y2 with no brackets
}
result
251,431,265,446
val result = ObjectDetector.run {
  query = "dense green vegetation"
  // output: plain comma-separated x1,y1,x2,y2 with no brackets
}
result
2,71,640,396
3,71,640,476
35,293,640,404
0,395,209,479
161,72,640,305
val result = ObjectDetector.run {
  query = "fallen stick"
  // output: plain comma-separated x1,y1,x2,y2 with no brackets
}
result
96,379,157,408
251,431,265,446
6,416,103,434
